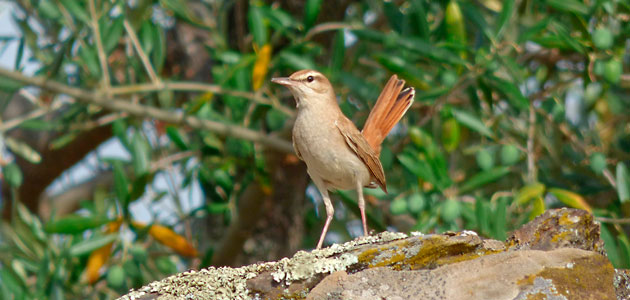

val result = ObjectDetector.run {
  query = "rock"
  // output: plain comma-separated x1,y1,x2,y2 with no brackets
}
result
117,208,628,300
307,248,615,300
507,208,605,254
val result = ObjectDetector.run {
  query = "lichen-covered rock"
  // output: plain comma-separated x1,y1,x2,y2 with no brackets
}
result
506,208,605,254
117,208,626,300
306,248,615,300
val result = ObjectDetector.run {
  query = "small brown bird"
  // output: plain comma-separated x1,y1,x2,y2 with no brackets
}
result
272,70,414,249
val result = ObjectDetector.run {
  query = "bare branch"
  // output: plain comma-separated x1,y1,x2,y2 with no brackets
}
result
109,81,295,116
88,0,111,92
123,19,161,85
0,67,294,154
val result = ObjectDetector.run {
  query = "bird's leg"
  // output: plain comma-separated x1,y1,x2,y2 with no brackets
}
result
356,179,368,236
316,190,334,249
311,173,333,249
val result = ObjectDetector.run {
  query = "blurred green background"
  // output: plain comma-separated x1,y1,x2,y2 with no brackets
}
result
1,0,629,298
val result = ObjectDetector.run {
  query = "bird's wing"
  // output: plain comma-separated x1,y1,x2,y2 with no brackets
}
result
335,117,387,192
292,136,303,160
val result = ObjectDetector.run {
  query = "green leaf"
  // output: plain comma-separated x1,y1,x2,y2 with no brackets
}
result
459,166,510,193
600,225,620,267
0,76,23,93
0,268,25,299
69,234,118,257
159,0,202,25
495,0,515,39
207,203,229,214
547,0,589,15
50,132,79,149
113,161,130,205
548,188,592,212
516,182,546,205
460,2,494,41
248,5,267,46
329,30,345,76
451,109,494,138
5,137,41,164
166,126,189,150
131,133,150,176
617,234,630,268
398,153,437,187
261,6,297,29
441,118,461,152
38,0,62,19
59,0,90,23
265,109,287,131
374,53,425,84
14,37,24,70
103,17,124,53
487,76,529,111
139,21,154,55
475,198,491,235
303,0,323,31
352,29,465,65
493,196,507,240
44,215,112,234
409,0,429,39
277,51,316,70
383,1,404,33
617,162,630,203
79,45,100,76
152,25,166,73
549,21,586,53
529,196,545,220
445,0,466,46
112,119,130,150
3,163,23,188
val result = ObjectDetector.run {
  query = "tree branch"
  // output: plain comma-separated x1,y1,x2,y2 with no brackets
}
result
123,19,161,85
0,67,294,154
88,0,111,92
109,81,294,116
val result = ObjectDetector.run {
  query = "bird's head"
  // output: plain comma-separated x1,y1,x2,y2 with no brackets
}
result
272,70,335,109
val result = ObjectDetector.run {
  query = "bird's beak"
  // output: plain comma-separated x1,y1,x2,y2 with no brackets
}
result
271,77,294,86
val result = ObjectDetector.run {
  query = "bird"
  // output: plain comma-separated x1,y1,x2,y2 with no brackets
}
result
272,70,414,249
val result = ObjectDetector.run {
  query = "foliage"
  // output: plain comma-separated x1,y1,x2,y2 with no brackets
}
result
0,0,629,298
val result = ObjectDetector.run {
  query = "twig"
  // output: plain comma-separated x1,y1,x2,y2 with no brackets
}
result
526,104,537,183
303,22,362,41
0,100,64,133
602,168,617,189
123,19,161,85
109,81,294,116
150,150,199,172
0,67,294,154
88,0,111,92
595,216,630,224
416,73,475,127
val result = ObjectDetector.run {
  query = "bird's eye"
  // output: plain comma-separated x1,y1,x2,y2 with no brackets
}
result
307,76,314,82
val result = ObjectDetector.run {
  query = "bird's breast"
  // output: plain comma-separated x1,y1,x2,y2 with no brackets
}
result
293,110,371,190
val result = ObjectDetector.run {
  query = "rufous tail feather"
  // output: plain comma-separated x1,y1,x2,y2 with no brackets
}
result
361,75,415,155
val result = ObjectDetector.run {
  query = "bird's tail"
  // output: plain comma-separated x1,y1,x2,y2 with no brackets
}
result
361,75,415,156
